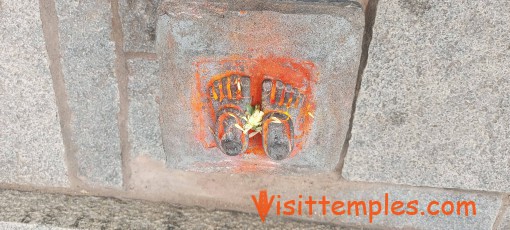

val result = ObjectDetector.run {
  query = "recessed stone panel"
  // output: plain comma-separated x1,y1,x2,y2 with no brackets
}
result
157,0,363,172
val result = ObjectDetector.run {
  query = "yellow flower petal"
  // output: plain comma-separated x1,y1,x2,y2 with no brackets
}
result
235,124,244,131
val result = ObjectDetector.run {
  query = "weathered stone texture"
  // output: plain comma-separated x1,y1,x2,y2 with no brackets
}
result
497,207,510,230
0,189,356,230
0,222,69,230
56,0,123,187
128,157,502,230
0,0,68,186
343,0,510,192
127,59,165,162
119,0,160,52
327,185,500,229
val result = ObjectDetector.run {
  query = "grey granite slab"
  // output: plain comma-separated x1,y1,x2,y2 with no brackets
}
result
497,206,510,230
127,58,165,162
342,0,510,192
0,0,68,187
119,0,160,53
55,0,123,187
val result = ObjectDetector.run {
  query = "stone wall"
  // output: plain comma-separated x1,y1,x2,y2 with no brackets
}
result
0,0,509,229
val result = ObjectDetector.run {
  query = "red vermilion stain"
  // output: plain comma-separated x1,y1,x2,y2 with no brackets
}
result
191,55,317,159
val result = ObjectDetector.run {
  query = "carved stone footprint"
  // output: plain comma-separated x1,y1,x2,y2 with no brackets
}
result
261,79,305,160
209,75,251,156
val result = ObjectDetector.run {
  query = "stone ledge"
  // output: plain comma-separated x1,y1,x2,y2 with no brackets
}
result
126,155,502,230
0,189,359,230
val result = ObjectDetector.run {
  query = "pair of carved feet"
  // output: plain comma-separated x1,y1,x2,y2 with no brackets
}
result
209,75,305,161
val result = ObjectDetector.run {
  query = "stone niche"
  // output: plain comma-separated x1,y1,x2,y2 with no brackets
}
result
157,0,363,173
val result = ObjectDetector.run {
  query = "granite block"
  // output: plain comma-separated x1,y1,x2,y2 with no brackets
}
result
0,0,68,187
127,58,165,162
497,206,510,230
119,0,160,52
343,0,510,192
56,0,123,187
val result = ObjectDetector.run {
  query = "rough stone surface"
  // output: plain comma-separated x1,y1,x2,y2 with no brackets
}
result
119,0,160,52
343,0,510,192
325,186,500,229
497,207,510,230
127,59,165,162
0,0,69,187
158,0,363,172
56,0,123,187
128,157,502,230
0,189,360,230
0,222,69,230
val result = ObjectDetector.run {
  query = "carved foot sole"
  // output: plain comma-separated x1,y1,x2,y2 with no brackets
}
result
209,75,251,156
261,79,305,160
214,108,249,156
